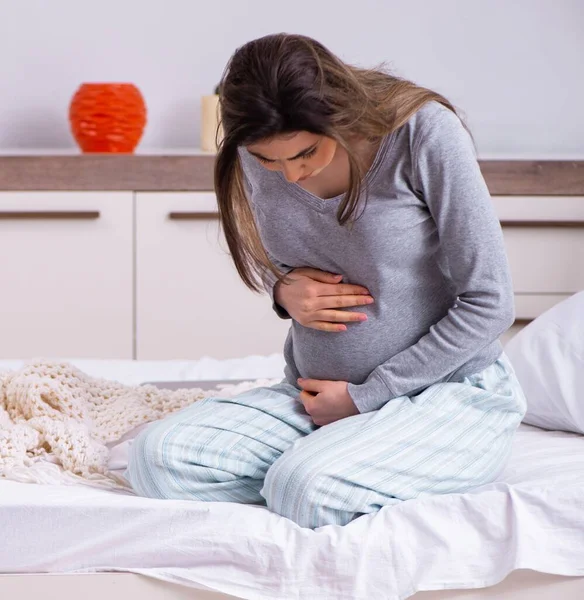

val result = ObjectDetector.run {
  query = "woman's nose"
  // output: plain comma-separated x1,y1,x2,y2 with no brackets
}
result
281,163,303,183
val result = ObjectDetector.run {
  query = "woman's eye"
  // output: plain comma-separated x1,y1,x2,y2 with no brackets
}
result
255,146,316,165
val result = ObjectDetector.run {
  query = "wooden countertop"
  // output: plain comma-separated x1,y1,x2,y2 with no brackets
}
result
0,154,583,194
0,154,215,192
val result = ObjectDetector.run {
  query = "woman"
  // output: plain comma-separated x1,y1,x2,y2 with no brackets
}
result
125,33,526,529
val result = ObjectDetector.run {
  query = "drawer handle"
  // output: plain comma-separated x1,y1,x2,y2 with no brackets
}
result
500,220,584,228
168,211,219,220
0,210,100,220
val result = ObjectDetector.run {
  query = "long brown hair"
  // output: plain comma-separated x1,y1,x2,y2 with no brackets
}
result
214,33,465,293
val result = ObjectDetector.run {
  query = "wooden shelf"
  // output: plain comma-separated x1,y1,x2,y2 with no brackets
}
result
0,155,215,191
0,156,583,194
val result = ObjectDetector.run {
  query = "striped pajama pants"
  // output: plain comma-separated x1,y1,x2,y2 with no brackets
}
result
125,353,526,529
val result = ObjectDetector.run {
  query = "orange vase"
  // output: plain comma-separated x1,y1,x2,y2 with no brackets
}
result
69,83,147,153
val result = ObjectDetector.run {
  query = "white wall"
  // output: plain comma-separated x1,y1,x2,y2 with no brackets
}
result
0,0,582,156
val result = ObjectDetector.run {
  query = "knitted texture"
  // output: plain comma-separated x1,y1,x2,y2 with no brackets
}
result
0,359,279,489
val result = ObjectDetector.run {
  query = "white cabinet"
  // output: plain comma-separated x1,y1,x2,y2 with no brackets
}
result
0,192,133,359
492,196,584,343
135,192,289,360
494,197,584,294
0,190,579,361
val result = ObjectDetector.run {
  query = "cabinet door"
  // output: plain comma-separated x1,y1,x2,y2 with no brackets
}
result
492,196,584,343
0,192,133,359
136,192,290,360
493,197,584,294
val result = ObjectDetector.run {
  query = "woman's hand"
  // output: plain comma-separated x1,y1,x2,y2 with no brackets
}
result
274,267,374,332
297,378,359,425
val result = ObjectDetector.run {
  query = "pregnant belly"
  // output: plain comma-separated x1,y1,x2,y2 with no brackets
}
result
290,316,403,385
287,288,453,385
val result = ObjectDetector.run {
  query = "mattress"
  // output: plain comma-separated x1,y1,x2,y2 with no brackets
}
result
2,420,584,600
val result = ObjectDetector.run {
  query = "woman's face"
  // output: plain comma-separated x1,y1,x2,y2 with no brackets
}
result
246,132,338,183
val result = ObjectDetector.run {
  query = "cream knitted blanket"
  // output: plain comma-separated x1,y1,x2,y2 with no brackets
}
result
0,359,279,491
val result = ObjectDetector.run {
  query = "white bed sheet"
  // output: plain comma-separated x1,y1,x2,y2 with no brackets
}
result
2,423,584,600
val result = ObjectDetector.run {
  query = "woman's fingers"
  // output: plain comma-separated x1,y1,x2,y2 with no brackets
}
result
316,309,368,323
308,310,369,331
318,283,371,296
314,294,375,310
274,270,374,332
308,321,348,332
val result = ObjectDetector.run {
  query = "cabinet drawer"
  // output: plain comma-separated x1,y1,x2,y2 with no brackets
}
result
0,192,133,359
492,196,584,294
502,229,584,293
492,196,584,222
514,293,571,322
136,192,289,360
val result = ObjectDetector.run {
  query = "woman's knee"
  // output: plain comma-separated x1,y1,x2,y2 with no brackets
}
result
125,418,173,498
124,401,214,499
125,397,273,503
261,449,353,528
262,451,310,524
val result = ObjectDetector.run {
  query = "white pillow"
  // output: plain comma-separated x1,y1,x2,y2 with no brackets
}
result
505,291,584,434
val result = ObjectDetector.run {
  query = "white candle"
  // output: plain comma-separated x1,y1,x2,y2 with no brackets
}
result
200,95,223,152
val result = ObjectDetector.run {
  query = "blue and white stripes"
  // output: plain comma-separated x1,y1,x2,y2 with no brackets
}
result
125,353,526,529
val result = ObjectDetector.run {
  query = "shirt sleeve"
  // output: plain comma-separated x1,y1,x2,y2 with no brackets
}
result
347,107,515,413
259,245,295,320
241,167,294,320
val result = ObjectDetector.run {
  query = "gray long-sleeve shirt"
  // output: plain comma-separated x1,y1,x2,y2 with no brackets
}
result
239,101,514,413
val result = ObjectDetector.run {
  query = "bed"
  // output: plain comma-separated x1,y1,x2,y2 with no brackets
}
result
1,352,584,600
